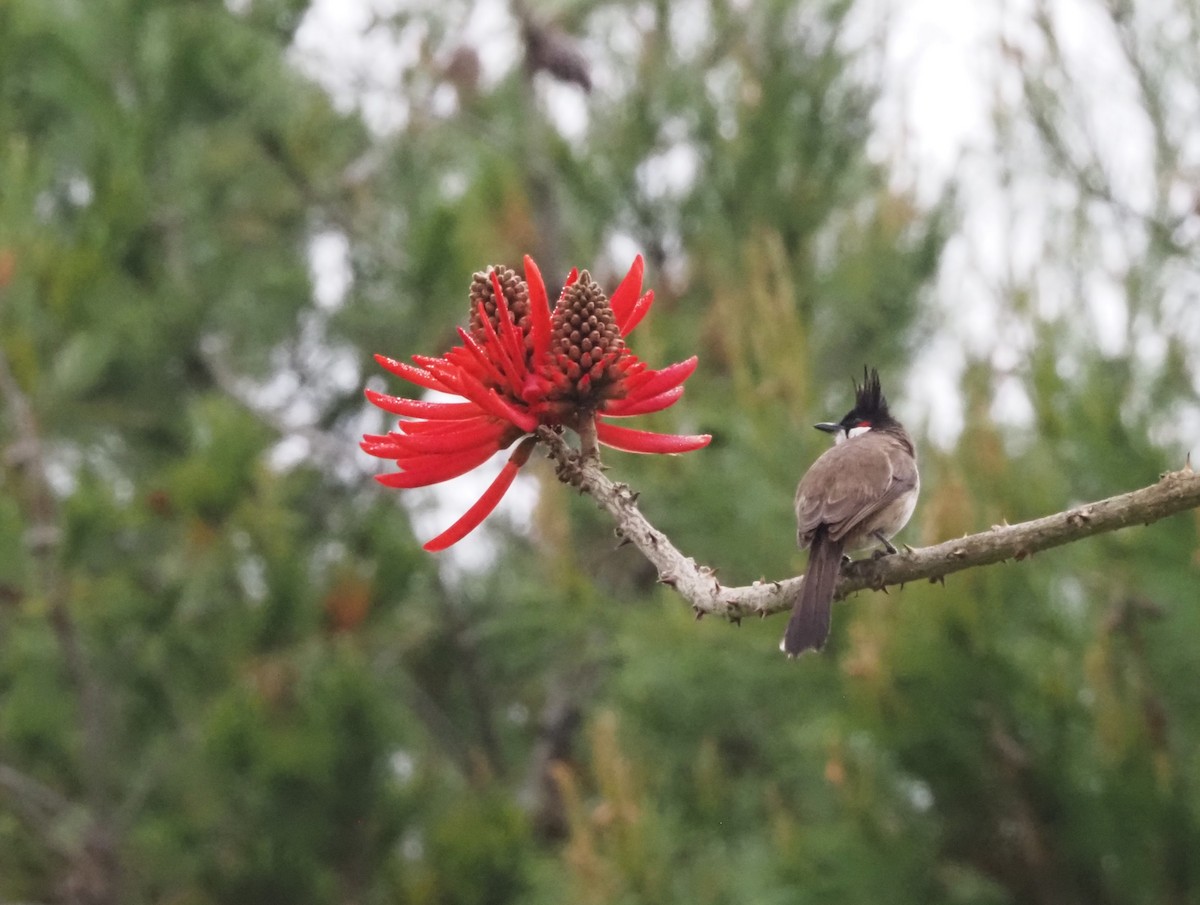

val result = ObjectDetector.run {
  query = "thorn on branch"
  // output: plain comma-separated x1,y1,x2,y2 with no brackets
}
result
658,572,678,588
930,575,945,586
693,606,704,621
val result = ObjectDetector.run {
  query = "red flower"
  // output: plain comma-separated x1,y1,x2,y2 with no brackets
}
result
362,255,710,551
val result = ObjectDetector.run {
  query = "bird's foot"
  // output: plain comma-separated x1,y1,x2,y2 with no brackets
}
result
871,530,898,558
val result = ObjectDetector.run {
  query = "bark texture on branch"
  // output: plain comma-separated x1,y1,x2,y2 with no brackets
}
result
538,428,1199,622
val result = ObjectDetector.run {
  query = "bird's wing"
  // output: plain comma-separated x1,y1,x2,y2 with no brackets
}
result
795,433,917,544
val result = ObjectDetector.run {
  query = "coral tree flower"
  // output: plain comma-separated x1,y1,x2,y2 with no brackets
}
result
361,255,711,551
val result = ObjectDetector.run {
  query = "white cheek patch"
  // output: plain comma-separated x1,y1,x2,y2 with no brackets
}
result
832,429,849,445
847,424,872,439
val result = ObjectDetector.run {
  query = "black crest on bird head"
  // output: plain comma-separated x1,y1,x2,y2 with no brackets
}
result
843,366,891,426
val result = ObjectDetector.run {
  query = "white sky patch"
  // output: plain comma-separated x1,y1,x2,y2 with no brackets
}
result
852,0,1200,449
404,451,539,576
991,373,1036,430
67,174,94,208
636,141,701,202
1085,274,1130,358
390,748,416,785
1047,0,1157,214
538,79,591,142
439,169,469,201
267,434,310,472
905,340,965,447
308,229,353,311
668,0,712,63
290,0,417,134
291,0,520,136
584,3,654,100
459,1,521,86
603,232,645,276
852,0,1007,205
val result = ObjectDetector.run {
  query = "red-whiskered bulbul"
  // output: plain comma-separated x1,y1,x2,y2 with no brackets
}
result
781,367,919,657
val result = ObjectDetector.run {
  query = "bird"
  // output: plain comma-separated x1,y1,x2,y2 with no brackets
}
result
781,367,919,657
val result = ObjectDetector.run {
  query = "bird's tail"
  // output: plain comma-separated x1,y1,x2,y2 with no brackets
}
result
781,530,844,656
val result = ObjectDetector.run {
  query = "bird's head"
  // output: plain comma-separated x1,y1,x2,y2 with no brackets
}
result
814,367,894,445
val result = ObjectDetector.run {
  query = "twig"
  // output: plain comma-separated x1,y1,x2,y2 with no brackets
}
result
0,761,73,843
538,428,1200,621
0,347,114,785
0,335,122,904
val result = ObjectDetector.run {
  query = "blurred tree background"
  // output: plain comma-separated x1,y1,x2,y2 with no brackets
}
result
1,0,1199,903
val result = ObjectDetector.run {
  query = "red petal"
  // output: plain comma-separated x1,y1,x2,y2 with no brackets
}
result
373,444,499,486
453,371,538,432
594,421,711,454
384,421,506,454
471,300,525,390
421,465,517,550
365,389,478,419
361,437,403,457
451,327,509,388
602,386,683,417
395,414,493,435
374,355,445,393
418,359,527,434
524,255,552,362
609,255,644,327
619,290,654,336
413,356,467,395
489,270,529,378
422,436,537,551
623,356,698,399
396,444,500,475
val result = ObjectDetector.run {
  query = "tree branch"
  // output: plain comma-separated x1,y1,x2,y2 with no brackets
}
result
0,326,123,905
538,428,1199,623
0,760,74,844
0,344,115,796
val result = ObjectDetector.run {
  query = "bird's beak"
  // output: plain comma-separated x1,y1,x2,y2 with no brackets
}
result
813,422,840,434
